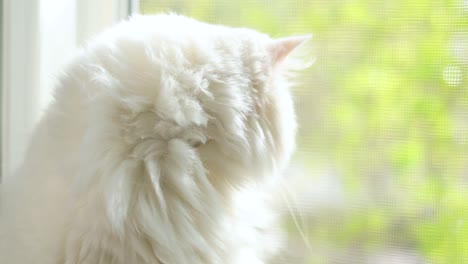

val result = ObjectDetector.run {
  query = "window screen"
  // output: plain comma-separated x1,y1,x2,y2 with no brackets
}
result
139,1,468,263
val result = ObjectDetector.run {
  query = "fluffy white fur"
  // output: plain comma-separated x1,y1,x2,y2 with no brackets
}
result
0,14,308,264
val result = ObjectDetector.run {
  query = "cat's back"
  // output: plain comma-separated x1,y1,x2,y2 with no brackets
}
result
0,54,90,263
1,166,69,263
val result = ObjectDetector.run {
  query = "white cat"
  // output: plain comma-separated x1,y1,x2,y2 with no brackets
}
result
0,14,309,264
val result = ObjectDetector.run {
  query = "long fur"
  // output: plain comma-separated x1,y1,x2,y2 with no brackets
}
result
0,14,306,264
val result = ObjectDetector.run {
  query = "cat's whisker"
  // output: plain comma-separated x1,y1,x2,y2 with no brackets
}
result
278,178,312,251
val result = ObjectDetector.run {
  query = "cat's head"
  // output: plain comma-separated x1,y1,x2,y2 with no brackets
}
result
82,14,310,187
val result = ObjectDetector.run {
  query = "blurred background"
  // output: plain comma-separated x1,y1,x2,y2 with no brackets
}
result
3,0,468,263
139,1,468,263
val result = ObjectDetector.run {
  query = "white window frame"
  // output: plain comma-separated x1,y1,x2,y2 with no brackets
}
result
1,0,133,180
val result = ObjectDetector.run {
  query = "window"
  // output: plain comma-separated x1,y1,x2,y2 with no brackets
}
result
139,1,468,263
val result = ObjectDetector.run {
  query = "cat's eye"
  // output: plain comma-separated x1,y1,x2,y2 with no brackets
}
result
191,139,212,148
192,141,202,148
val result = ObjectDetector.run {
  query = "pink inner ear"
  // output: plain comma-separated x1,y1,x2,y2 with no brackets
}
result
267,35,311,65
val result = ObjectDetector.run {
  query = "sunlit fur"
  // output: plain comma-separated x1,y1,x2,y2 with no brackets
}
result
0,14,308,264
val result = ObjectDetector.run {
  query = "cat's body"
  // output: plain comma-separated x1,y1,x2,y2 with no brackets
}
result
0,14,308,264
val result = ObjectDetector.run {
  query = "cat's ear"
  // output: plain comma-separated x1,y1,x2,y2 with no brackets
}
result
267,35,312,66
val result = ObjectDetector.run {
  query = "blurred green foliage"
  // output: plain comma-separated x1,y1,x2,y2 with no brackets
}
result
140,1,468,263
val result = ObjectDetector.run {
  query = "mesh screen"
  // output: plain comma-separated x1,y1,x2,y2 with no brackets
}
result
139,1,468,263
